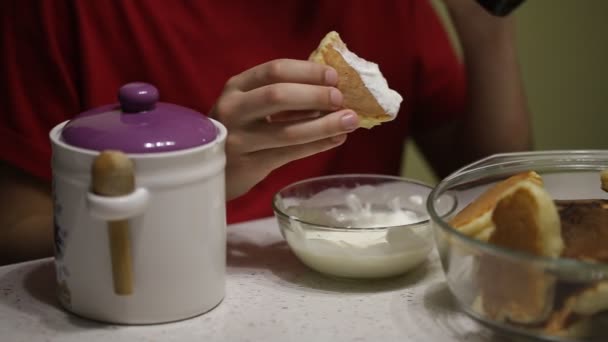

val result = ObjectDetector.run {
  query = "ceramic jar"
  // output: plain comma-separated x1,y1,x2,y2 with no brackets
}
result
49,82,227,324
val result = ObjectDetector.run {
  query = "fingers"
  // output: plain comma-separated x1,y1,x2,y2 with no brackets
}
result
249,134,348,172
216,83,343,126
227,59,338,92
214,58,355,201
212,59,342,126
266,110,321,123
237,110,359,152
224,133,348,200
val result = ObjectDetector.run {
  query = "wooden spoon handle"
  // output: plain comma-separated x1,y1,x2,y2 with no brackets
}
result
107,221,134,295
92,150,135,295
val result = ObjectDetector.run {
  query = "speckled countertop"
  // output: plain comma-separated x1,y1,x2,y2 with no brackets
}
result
0,217,520,342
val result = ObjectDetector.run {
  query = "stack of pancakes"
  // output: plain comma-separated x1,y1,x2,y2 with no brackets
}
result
450,170,608,337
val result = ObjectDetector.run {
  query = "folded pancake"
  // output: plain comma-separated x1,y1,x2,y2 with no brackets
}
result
309,31,403,129
449,171,543,240
476,180,564,324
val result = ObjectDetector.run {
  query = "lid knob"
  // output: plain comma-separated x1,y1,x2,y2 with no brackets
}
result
118,82,159,113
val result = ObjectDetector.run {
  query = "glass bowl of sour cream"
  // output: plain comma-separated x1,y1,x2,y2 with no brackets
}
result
272,174,457,279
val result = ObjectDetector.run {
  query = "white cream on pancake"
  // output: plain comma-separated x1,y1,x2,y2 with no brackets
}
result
332,44,402,118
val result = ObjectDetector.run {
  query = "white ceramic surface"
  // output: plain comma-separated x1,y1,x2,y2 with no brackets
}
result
48,119,227,324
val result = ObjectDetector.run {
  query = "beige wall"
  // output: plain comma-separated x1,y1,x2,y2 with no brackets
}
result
403,0,608,185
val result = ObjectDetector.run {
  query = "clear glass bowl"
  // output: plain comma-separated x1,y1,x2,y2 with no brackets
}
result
427,150,608,341
273,174,457,279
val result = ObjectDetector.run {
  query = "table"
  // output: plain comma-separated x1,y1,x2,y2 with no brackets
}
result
0,217,516,342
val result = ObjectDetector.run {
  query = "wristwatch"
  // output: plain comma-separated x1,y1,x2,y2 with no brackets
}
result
475,0,526,16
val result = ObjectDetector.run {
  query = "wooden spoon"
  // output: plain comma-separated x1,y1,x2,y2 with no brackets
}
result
92,150,135,295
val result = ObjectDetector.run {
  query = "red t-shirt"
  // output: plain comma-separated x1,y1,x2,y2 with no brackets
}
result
0,0,465,224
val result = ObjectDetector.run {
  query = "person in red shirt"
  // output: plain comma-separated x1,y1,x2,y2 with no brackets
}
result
0,0,530,264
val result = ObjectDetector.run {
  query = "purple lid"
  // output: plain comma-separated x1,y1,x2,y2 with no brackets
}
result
61,83,217,153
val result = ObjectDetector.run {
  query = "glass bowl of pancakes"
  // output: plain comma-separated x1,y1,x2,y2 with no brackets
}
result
426,150,608,341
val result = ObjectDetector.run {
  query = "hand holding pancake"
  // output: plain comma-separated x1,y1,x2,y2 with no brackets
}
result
210,58,360,200
212,31,403,199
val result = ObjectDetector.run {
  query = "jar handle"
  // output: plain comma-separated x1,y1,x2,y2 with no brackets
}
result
86,188,150,221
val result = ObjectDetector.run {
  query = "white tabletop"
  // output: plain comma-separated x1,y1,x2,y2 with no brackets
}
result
0,217,520,342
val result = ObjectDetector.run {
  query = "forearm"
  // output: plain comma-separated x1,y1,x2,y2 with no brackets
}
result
0,163,54,265
451,9,532,160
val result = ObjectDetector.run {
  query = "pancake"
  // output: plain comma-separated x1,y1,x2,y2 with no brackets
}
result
476,181,563,324
556,199,608,263
454,169,608,336
545,281,608,336
309,31,403,128
449,171,543,240
545,197,608,335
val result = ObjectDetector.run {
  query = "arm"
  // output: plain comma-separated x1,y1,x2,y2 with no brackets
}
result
0,1,79,265
0,162,54,265
415,1,531,178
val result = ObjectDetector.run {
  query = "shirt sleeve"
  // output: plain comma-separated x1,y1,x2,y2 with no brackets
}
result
0,1,80,180
410,0,467,132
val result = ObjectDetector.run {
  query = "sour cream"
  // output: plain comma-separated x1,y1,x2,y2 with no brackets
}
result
283,193,433,279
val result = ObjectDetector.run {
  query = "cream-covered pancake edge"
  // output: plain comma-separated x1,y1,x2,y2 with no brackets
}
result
309,31,403,128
